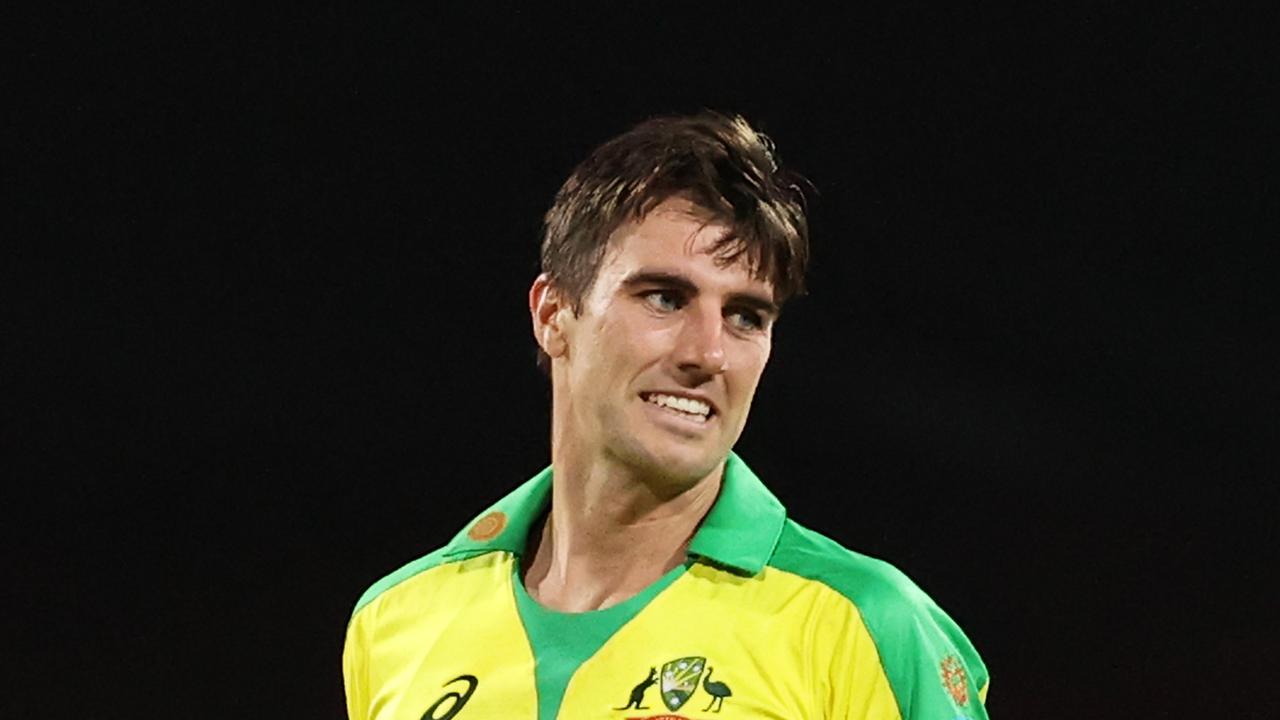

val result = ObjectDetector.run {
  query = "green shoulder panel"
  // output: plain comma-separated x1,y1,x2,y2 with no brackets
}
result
348,467,552,623
769,519,990,719
350,545,455,621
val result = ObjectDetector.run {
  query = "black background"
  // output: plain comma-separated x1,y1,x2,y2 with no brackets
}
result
5,5,1274,719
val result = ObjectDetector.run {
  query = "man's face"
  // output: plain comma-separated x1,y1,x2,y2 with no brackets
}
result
540,196,778,489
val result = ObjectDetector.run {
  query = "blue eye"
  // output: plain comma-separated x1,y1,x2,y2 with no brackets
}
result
728,309,765,331
643,290,681,312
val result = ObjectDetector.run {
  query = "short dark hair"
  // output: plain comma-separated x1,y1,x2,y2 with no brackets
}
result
536,111,812,371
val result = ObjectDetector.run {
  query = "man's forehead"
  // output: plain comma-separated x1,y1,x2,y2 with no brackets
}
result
601,201,773,289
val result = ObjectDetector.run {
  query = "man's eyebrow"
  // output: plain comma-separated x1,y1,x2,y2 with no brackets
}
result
729,291,781,319
620,271,699,294
620,271,780,317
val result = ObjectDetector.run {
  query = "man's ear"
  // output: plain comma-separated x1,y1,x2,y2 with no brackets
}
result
529,273,571,360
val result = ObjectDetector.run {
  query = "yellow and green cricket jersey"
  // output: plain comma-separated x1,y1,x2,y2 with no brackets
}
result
344,453,990,719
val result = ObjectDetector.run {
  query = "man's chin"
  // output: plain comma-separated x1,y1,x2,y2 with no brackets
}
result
611,436,726,496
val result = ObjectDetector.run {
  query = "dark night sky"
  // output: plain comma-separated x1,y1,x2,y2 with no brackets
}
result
4,5,1274,719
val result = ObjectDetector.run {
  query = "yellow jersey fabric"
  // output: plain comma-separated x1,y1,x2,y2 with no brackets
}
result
344,454,989,719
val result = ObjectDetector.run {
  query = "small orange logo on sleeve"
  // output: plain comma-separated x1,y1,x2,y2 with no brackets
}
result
940,654,969,705
467,511,507,541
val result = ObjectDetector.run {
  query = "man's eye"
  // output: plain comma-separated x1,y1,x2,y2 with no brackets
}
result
728,309,766,331
643,290,681,312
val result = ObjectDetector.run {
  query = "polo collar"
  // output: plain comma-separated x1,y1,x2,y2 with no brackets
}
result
685,452,788,575
441,452,787,576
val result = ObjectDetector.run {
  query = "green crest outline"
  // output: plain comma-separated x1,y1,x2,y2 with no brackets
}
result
659,656,706,711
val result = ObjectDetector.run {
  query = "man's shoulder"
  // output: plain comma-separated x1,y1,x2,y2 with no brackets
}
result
768,518,973,649
349,544,458,622
349,467,554,623
769,517,989,703
769,518,929,611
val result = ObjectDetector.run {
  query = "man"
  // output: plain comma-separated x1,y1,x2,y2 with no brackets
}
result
344,112,990,719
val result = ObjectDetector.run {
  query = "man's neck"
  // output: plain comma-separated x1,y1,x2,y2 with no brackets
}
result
521,453,723,613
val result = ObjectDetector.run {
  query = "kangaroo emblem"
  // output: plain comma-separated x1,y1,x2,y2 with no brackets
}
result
615,667,658,710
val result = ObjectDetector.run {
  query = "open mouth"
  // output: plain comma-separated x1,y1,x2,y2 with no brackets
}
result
640,392,716,423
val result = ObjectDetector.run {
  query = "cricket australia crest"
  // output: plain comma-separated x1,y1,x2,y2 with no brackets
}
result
659,656,706,711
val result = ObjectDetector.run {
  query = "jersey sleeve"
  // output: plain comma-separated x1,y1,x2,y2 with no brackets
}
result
343,607,373,720
835,582,990,720
770,520,990,719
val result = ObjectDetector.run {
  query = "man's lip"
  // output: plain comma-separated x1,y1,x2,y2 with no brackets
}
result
639,391,719,417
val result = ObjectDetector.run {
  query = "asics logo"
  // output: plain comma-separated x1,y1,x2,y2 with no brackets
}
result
421,674,478,720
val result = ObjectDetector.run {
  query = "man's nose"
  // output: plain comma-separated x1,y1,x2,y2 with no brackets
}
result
674,302,727,377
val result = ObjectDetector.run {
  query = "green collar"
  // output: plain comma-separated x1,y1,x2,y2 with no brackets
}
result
440,452,787,576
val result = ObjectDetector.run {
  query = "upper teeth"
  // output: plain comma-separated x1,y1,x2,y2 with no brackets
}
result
646,393,711,417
